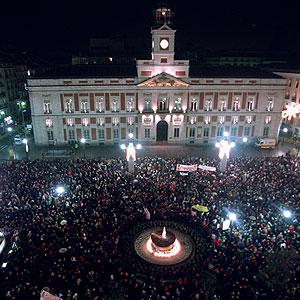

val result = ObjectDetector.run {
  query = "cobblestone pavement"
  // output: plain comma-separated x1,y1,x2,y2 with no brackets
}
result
0,140,296,161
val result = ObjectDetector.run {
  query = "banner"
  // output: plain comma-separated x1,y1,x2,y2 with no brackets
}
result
192,205,209,213
176,164,198,172
198,165,216,172
40,290,61,300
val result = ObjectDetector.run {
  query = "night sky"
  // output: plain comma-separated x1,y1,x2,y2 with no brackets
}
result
1,0,300,53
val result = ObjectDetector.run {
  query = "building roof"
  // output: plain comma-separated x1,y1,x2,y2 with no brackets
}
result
189,65,284,79
33,64,137,79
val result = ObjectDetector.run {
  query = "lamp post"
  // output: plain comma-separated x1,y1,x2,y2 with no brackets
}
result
120,134,142,173
22,138,29,160
80,138,86,158
282,127,288,144
215,134,235,172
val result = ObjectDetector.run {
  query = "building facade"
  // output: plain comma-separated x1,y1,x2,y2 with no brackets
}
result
28,17,287,146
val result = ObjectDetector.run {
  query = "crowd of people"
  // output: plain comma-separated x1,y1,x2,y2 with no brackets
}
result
0,154,299,300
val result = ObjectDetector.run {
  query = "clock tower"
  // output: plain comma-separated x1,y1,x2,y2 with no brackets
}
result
151,4,176,65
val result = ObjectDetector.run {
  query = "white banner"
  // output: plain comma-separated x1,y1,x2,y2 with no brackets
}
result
198,165,216,172
176,164,198,172
40,290,61,300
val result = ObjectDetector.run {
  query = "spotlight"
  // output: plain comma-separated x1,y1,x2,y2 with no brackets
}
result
120,144,126,150
136,144,142,150
55,186,65,194
228,212,237,221
283,210,291,218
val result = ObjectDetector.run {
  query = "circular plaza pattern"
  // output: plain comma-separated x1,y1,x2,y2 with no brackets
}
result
134,226,194,266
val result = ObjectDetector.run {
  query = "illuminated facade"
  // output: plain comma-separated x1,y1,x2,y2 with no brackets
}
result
28,8,287,146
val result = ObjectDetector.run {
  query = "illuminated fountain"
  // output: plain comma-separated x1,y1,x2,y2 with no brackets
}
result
146,227,181,258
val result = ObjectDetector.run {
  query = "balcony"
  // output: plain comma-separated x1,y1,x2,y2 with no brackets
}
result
65,110,74,114
44,111,52,114
81,110,90,113
143,108,154,113
96,110,105,113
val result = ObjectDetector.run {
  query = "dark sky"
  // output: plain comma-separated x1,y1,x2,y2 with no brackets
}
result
1,0,300,53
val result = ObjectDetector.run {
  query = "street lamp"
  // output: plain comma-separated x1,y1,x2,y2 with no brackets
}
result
242,137,248,143
55,186,65,195
120,134,142,172
282,127,288,144
22,138,29,159
7,127,12,132
228,212,237,221
216,139,235,172
283,210,292,218
80,138,86,158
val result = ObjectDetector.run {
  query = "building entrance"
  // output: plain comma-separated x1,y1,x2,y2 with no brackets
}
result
156,120,168,141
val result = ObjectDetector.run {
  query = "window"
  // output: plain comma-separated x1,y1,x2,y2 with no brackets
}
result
45,118,53,127
174,128,180,138
82,118,89,126
96,96,104,112
83,129,90,140
203,128,210,137
144,95,152,111
174,97,182,111
126,97,134,112
267,98,273,111
288,79,292,87
233,98,240,111
159,95,167,111
65,98,73,113
244,127,250,136
43,101,51,114
67,118,74,126
218,116,225,124
245,116,252,124
265,115,272,124
81,99,89,113
232,116,238,124
128,127,134,136
190,116,196,125
112,117,119,126
47,130,54,141
191,97,198,111
219,97,226,111
217,127,224,137
97,118,104,126
68,130,75,140
111,97,119,112
204,115,211,124
145,128,150,138
113,128,119,139
263,127,269,137
161,57,168,63
127,117,134,125
98,129,105,140
296,80,299,89
231,127,237,136
189,127,195,138
205,98,212,111
247,98,254,111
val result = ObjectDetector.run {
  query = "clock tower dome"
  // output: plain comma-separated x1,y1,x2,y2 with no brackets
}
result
151,3,176,65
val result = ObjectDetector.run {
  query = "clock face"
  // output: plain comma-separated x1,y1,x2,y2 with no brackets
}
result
160,39,169,50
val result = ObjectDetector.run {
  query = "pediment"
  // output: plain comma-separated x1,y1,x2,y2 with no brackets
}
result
138,72,189,87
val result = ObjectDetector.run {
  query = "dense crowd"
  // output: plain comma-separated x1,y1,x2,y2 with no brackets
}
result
0,155,299,300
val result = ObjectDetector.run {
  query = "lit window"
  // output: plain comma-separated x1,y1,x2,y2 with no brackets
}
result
126,97,134,112
67,118,74,126
111,97,119,112
265,115,272,124
247,98,254,111
218,116,225,124
112,117,119,126
159,95,167,111
219,97,227,111
233,98,240,111
96,97,104,112
82,118,89,126
267,98,273,111
190,116,197,125
205,98,212,111
45,118,53,127
128,117,134,125
245,116,252,124
232,116,239,124
65,98,73,113
191,97,198,111
144,97,152,111
43,101,51,114
81,99,89,113
97,118,104,126
204,115,211,124
174,97,182,110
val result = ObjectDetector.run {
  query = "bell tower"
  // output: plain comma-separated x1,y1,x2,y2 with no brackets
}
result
151,3,176,65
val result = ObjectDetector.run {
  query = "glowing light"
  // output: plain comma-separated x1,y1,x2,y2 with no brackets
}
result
283,127,288,133
224,132,229,137
126,143,136,161
228,212,237,221
128,133,134,139
120,144,126,150
216,140,235,159
56,186,65,194
80,138,86,144
282,102,300,120
22,138,28,144
283,210,291,218
7,127,12,132
136,143,142,150
243,137,248,142
146,237,181,258
162,227,167,239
